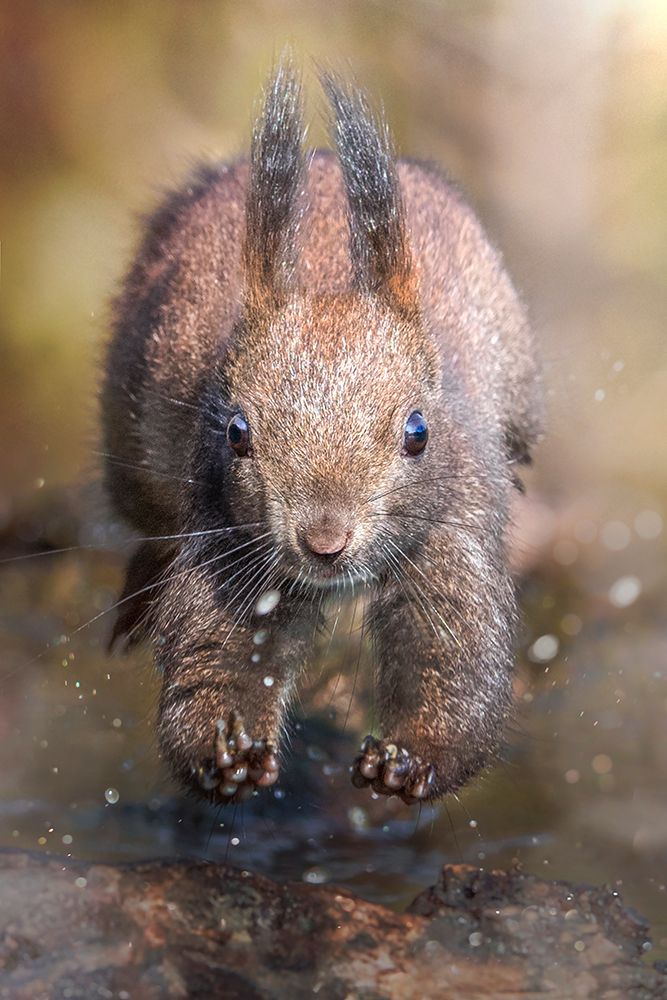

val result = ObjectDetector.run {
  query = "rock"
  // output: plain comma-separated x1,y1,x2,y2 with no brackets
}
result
0,850,664,999
408,865,666,998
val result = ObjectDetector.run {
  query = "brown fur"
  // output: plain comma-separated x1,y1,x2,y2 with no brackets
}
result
101,64,542,803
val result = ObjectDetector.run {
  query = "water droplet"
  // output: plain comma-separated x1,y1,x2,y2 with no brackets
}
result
592,754,613,775
253,629,268,645
230,836,240,846
468,931,483,947
302,866,328,884
263,675,274,687
75,877,87,888
251,652,261,663
254,589,281,616
564,769,580,784
112,718,122,728
528,634,559,663
574,940,585,952
347,806,368,830
609,575,641,608
62,834,73,845
104,787,119,805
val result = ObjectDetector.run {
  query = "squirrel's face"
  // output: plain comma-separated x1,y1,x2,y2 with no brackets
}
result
217,295,441,589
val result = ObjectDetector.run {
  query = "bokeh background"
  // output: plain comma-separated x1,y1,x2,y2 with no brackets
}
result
1,0,666,954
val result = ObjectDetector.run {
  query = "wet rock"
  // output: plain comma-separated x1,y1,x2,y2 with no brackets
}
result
0,851,664,999
409,865,666,998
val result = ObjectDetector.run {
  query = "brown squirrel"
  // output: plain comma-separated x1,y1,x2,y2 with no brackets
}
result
101,62,542,806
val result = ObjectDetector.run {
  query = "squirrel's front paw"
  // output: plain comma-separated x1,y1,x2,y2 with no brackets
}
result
193,710,279,803
351,735,435,804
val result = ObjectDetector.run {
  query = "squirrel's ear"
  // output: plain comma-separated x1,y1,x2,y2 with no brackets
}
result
322,74,418,318
243,59,305,312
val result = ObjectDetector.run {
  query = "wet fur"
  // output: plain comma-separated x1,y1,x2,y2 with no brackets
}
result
101,63,542,802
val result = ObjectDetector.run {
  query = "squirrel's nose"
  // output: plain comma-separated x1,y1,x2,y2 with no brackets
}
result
301,524,351,561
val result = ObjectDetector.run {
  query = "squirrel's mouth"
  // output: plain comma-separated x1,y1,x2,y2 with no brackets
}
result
294,560,376,593
279,539,377,592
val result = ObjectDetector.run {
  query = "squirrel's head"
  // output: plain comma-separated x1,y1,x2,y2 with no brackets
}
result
224,292,440,589
196,65,444,590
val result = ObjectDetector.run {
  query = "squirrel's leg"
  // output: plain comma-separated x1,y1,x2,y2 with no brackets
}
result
154,546,316,802
355,529,517,803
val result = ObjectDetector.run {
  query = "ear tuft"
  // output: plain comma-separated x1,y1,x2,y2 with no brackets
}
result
244,57,306,310
321,73,418,316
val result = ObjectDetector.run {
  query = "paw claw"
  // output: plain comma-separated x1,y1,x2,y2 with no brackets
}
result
215,723,233,770
193,713,280,803
382,762,406,790
352,735,436,804
226,763,248,784
261,751,279,774
359,759,379,780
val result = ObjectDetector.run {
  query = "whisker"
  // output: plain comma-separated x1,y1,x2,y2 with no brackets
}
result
92,450,206,488
0,534,274,685
0,522,266,565
445,802,463,862
134,522,266,544
369,509,484,535
453,791,483,842
328,588,359,711
0,544,100,565
69,534,274,640
206,541,277,593
321,592,344,669
127,386,225,432
365,474,470,506
382,545,441,643
343,598,366,732
384,536,462,649
219,551,281,648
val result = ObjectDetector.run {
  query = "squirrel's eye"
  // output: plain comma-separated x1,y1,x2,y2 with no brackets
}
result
403,411,428,456
227,413,251,457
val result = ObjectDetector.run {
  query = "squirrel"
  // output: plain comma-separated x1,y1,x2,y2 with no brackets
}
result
101,61,542,806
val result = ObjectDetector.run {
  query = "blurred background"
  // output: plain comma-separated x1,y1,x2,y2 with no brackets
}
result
1,0,666,955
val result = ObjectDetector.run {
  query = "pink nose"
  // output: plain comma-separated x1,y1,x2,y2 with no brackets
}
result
302,525,350,559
